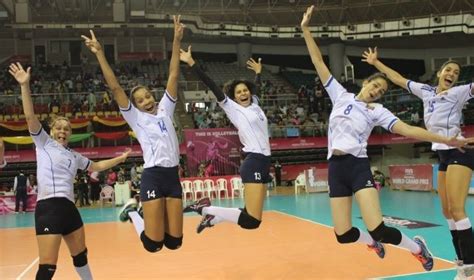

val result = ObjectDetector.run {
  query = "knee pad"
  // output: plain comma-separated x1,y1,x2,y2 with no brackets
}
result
237,209,261,229
369,222,402,245
36,264,56,280
335,227,360,244
164,233,183,250
140,232,164,253
72,248,88,267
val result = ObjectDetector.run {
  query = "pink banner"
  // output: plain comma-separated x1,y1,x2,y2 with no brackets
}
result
388,164,433,191
183,128,242,177
0,193,37,215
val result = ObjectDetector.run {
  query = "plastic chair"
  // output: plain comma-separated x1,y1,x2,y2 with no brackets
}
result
203,179,218,200
192,179,205,200
230,177,243,199
216,178,228,199
99,185,115,206
181,180,193,201
294,173,306,195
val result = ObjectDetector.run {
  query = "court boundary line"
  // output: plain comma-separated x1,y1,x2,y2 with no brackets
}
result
270,210,456,278
16,257,38,280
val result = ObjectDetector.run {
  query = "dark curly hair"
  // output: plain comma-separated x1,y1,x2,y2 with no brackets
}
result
223,79,257,101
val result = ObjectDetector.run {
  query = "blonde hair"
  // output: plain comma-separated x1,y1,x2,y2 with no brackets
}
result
49,116,71,130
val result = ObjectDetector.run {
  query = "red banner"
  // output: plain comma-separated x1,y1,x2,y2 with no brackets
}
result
388,164,433,191
183,128,242,177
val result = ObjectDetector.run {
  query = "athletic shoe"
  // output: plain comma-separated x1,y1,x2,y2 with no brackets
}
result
183,197,211,215
412,236,434,271
457,264,474,280
367,241,385,259
196,214,214,234
118,198,138,222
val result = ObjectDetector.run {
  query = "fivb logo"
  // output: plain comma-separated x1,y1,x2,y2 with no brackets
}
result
405,169,414,175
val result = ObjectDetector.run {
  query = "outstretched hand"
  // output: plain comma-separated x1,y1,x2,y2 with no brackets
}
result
301,5,315,29
173,15,185,41
8,63,31,85
362,47,378,65
180,45,195,66
246,58,262,74
446,134,474,152
121,148,132,162
81,30,102,54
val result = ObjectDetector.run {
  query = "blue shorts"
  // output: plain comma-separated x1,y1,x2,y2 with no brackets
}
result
35,197,83,235
240,153,272,184
328,154,375,198
140,166,182,201
437,149,474,171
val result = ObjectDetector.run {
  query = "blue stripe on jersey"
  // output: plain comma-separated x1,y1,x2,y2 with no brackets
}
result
407,81,413,94
165,91,177,103
30,127,43,136
446,99,459,136
84,160,91,171
470,83,473,97
119,102,132,112
223,96,228,104
324,76,334,88
136,123,156,158
387,118,398,132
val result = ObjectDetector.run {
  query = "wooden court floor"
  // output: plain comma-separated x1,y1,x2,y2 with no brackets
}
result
1,211,454,280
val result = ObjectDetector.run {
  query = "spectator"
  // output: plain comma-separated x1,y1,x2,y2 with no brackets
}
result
14,170,30,213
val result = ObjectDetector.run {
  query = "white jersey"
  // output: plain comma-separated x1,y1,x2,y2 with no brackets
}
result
407,81,473,150
120,90,179,168
325,76,399,159
219,95,271,156
31,127,91,202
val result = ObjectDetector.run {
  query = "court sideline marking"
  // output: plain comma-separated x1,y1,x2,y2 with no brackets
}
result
16,257,38,280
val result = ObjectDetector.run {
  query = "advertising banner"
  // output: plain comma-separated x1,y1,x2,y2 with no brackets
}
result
389,164,433,191
183,128,242,177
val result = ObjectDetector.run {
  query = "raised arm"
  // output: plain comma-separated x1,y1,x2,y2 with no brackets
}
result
9,63,41,133
88,148,131,172
392,121,474,148
180,46,226,102
166,15,185,99
301,5,331,85
82,30,128,108
362,47,409,90
246,57,262,97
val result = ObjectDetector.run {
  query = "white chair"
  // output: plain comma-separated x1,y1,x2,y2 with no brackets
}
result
181,180,193,201
294,173,306,195
99,185,115,206
192,179,205,200
216,178,228,199
230,177,243,199
203,179,218,199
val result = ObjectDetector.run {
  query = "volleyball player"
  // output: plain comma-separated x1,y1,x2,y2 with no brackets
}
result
301,5,473,271
362,46,474,276
180,47,272,234
82,15,185,253
9,62,131,280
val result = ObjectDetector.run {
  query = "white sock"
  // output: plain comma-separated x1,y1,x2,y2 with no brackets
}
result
356,228,375,245
455,218,472,231
75,264,93,280
128,211,144,237
397,233,421,254
202,206,241,224
447,219,457,230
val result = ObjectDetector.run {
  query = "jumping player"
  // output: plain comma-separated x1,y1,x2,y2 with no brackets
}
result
83,15,185,254
180,46,272,234
301,5,473,271
363,46,474,276
9,62,131,280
